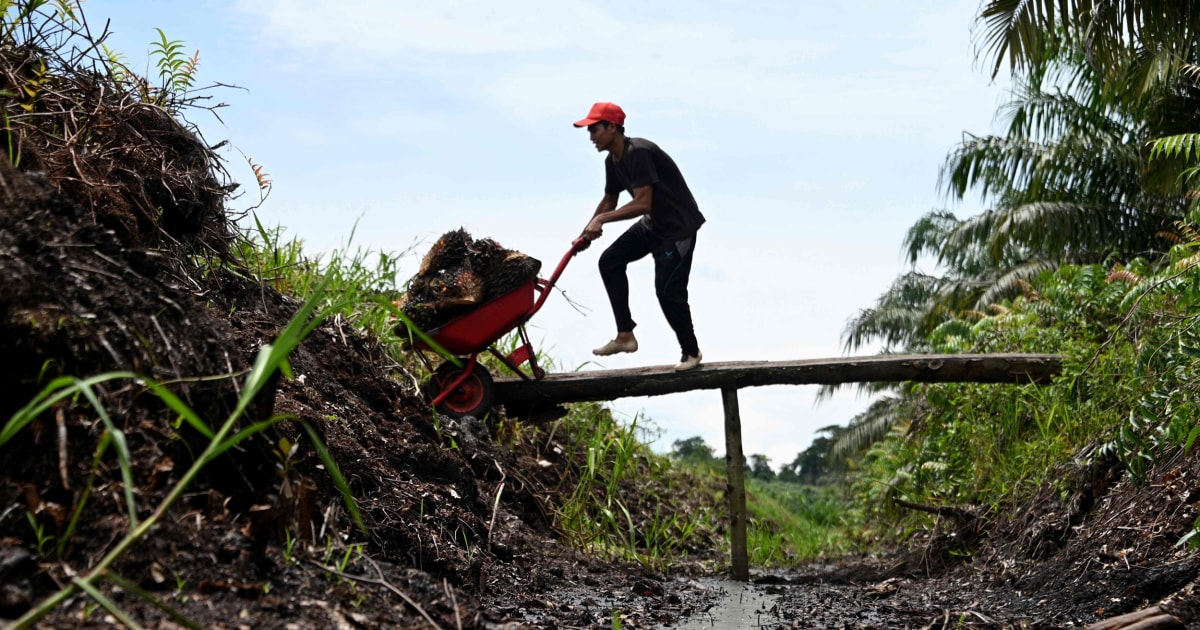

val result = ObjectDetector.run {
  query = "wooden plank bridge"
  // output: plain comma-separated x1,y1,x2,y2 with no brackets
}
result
494,353,1062,581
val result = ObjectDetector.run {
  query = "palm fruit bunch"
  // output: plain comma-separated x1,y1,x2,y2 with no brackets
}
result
398,229,542,332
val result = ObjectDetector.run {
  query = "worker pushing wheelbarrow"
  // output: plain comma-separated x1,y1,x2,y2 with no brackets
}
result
397,235,590,419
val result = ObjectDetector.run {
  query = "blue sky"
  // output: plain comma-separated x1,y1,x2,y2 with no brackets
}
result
89,1,1007,469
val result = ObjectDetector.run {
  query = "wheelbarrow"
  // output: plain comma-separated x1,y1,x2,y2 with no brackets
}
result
402,237,590,419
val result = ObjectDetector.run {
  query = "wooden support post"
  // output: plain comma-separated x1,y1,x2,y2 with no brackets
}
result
722,386,749,581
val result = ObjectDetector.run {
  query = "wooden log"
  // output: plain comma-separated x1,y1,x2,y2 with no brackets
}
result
494,354,1061,407
722,387,749,582
1120,617,1185,630
1084,607,1183,630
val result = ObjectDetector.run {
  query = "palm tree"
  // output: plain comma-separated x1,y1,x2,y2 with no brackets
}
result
833,27,1187,460
979,1,1200,196
978,0,1200,88
843,270,943,354
934,88,1182,300
877,37,1184,328
830,2,1198,463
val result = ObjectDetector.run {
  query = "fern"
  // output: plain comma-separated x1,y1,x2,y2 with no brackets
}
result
1174,220,1200,245
16,56,46,112
100,44,127,83
49,0,71,22
1105,268,1141,285
147,28,199,110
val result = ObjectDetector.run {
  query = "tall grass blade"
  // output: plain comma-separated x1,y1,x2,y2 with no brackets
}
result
381,298,461,368
205,417,284,461
2,373,141,528
1,372,134,447
8,274,352,629
143,381,214,439
297,417,366,534
104,571,203,630
57,432,110,557
76,381,139,528
71,576,144,630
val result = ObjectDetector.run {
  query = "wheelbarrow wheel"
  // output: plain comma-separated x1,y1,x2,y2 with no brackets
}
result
425,361,495,419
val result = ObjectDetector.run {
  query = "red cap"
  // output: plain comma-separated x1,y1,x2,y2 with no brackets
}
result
573,102,626,127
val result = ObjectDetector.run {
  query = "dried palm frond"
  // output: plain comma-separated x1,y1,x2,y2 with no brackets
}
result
1105,269,1142,285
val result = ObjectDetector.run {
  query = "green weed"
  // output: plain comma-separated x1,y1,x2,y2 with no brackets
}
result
283,529,299,566
149,28,198,106
745,480,854,564
24,512,53,557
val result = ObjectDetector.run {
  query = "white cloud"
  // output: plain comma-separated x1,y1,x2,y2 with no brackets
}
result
236,0,832,62
234,0,1001,150
237,0,619,56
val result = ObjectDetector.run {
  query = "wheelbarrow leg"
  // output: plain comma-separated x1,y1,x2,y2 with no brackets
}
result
488,325,545,380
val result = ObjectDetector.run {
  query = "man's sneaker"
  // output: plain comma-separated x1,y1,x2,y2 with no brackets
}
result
674,352,703,372
593,338,638,356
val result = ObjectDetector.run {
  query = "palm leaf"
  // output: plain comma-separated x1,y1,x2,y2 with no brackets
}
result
1149,133,1200,162
827,394,916,463
974,257,1060,308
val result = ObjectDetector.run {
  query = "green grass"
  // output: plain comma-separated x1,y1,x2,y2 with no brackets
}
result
235,216,413,333
549,405,724,569
746,480,855,565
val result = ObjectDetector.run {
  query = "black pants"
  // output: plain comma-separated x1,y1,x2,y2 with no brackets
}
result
598,218,700,357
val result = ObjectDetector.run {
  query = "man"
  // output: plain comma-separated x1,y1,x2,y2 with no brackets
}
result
574,102,706,371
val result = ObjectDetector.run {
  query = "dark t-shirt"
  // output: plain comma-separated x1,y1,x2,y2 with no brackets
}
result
604,137,705,239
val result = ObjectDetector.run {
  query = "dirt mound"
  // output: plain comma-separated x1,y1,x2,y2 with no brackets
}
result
0,158,235,416
757,447,1200,629
0,38,231,254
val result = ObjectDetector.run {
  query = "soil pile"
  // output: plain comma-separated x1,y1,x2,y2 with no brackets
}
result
753,450,1200,629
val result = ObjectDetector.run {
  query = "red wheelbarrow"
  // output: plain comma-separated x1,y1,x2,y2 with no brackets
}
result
402,237,590,419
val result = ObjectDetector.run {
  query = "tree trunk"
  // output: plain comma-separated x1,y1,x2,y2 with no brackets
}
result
494,353,1061,407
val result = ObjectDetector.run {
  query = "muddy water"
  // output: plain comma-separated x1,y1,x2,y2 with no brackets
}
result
667,579,784,629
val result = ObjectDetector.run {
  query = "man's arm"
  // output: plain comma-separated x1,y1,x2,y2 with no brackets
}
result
583,186,652,240
591,193,619,218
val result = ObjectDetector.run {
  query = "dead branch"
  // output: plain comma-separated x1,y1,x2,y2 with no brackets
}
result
894,499,982,523
309,558,445,630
